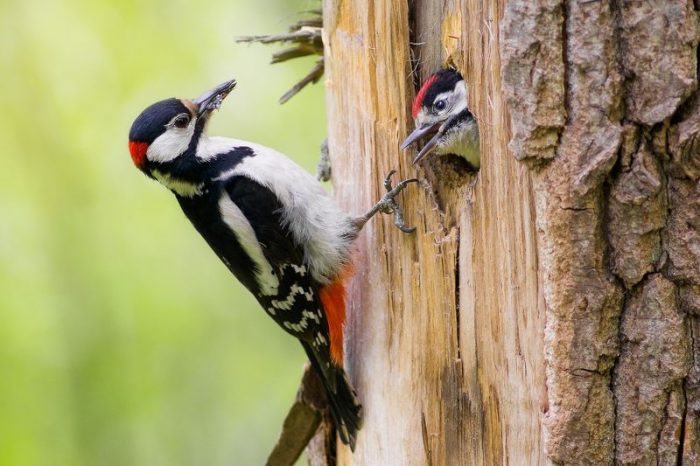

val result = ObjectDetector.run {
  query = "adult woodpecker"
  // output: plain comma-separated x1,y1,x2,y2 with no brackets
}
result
401,69,480,168
127,79,415,450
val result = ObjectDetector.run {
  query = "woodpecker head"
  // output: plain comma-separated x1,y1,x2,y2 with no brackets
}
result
401,69,479,167
128,79,236,174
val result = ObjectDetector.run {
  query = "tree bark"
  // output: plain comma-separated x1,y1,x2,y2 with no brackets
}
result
319,0,700,464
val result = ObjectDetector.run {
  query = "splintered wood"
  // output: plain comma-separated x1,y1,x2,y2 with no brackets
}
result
321,0,699,464
323,0,543,464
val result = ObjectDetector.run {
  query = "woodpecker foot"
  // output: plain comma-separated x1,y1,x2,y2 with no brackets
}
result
354,170,418,233
316,139,331,182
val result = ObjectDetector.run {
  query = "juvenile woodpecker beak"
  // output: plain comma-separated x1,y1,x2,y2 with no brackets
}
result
194,79,237,117
400,122,442,165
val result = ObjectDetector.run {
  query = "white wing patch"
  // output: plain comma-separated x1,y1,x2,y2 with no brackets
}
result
218,193,279,296
195,136,239,160
201,136,355,284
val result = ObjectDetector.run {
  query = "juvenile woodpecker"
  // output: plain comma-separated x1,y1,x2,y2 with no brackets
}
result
128,79,415,450
401,69,480,168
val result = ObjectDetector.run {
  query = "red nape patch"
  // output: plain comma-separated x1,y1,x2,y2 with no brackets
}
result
319,266,354,366
412,74,438,118
128,141,148,169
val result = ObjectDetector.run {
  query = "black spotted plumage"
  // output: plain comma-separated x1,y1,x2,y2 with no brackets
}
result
129,88,363,448
174,159,330,346
225,177,331,348
178,171,360,446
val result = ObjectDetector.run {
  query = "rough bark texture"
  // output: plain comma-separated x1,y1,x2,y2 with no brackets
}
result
318,0,700,464
501,0,700,464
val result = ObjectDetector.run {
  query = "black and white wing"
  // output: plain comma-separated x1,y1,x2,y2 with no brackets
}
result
223,175,330,350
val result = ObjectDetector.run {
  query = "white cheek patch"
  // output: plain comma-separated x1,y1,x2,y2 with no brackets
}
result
146,123,195,163
452,80,469,112
433,81,468,116
415,80,469,127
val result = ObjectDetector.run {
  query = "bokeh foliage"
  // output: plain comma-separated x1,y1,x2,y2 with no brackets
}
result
0,0,326,464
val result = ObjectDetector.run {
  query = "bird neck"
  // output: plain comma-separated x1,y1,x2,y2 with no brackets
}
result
437,109,480,167
149,137,255,198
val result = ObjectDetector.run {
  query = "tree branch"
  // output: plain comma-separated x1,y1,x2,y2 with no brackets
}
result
236,10,324,104
265,364,331,466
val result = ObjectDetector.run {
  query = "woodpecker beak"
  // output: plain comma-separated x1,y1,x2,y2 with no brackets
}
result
400,122,442,165
194,79,237,117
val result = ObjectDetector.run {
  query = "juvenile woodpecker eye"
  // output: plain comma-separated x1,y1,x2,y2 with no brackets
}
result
173,115,190,128
434,100,447,112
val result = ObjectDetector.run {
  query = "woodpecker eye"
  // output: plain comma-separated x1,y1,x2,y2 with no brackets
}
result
434,99,447,112
173,115,190,128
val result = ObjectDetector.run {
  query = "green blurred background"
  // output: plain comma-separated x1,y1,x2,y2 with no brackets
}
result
0,0,325,464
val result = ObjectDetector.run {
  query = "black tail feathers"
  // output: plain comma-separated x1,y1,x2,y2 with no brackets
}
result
327,367,363,449
302,343,363,450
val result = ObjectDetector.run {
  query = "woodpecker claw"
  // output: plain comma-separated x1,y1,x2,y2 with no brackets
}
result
383,170,397,192
382,170,419,233
354,170,418,233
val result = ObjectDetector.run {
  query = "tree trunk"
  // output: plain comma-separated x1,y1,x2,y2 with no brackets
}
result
320,0,700,464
